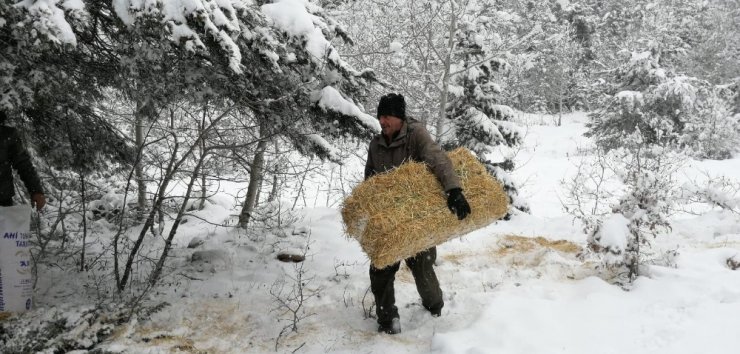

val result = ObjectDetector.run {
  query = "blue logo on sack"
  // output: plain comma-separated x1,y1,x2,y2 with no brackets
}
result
26,298,31,310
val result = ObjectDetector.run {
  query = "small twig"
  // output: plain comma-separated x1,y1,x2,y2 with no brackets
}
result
177,272,205,281
291,342,306,353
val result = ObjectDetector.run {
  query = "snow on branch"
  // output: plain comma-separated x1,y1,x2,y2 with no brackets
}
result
615,90,644,111
314,86,380,133
489,104,514,120
304,133,340,162
591,213,630,266
113,0,245,73
15,0,86,45
463,107,505,145
262,0,339,65
492,118,523,144
654,76,698,109
260,0,370,79
448,84,465,97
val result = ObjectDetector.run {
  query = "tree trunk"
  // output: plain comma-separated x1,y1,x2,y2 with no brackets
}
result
119,139,179,291
149,151,207,286
558,88,563,127
199,104,208,210
79,172,87,272
267,143,280,203
239,124,268,228
117,105,233,291
135,101,148,216
267,172,279,203
436,0,457,142
292,157,312,210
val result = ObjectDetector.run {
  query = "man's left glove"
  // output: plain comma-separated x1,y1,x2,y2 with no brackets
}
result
446,188,471,220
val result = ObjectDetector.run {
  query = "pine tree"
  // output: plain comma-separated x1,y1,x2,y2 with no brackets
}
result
443,13,527,213
2,1,381,165
2,0,384,291
0,1,131,168
587,47,740,158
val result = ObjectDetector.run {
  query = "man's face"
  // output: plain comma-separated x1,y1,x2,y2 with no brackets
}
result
379,115,404,138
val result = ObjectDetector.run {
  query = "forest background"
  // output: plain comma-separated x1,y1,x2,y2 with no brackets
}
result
0,0,739,352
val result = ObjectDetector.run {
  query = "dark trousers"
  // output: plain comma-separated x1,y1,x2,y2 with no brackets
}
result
369,247,443,325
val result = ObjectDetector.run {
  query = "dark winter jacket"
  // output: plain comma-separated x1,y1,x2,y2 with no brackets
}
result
0,126,43,204
364,118,461,192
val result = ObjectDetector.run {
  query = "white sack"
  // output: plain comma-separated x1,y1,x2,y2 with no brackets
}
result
0,205,33,313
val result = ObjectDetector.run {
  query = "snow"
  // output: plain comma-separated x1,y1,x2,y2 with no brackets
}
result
491,33,502,47
448,84,465,97
633,50,652,62
262,0,335,63
169,22,200,44
556,0,571,9
467,107,505,142
306,133,341,161
597,213,629,251
15,0,81,45
17,112,740,353
110,0,245,72
656,76,698,108
389,41,403,52
433,260,740,354
315,86,381,133
112,0,134,26
594,213,630,264
616,90,644,110
495,10,521,24
509,112,591,217
61,0,85,11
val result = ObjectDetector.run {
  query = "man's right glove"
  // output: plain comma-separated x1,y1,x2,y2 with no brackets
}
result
446,188,471,220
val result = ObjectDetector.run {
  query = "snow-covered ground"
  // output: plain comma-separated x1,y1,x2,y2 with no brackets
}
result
31,112,740,353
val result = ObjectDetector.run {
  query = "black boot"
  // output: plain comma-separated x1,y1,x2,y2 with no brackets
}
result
426,303,443,317
378,317,401,334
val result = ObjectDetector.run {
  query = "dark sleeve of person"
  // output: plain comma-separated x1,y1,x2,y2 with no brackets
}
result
364,145,376,180
411,125,461,192
8,128,44,195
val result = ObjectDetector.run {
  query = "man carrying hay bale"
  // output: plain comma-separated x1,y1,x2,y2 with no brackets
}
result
362,93,471,334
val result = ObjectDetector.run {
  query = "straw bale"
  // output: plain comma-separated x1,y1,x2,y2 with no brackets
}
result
341,148,508,268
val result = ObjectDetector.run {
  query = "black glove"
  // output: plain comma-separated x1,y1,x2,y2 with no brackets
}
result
446,188,471,220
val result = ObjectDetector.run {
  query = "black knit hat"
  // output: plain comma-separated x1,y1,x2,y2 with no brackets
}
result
377,93,406,120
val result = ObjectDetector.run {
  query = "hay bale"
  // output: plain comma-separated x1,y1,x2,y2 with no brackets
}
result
342,148,508,268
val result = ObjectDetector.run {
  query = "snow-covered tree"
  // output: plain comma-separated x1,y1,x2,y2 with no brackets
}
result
334,0,454,126
506,24,587,116
441,5,527,214
680,0,740,85
587,48,740,158
566,136,682,283
0,1,131,168
3,0,381,163
2,0,384,292
337,0,529,213
593,140,679,281
676,85,740,159
444,18,519,154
